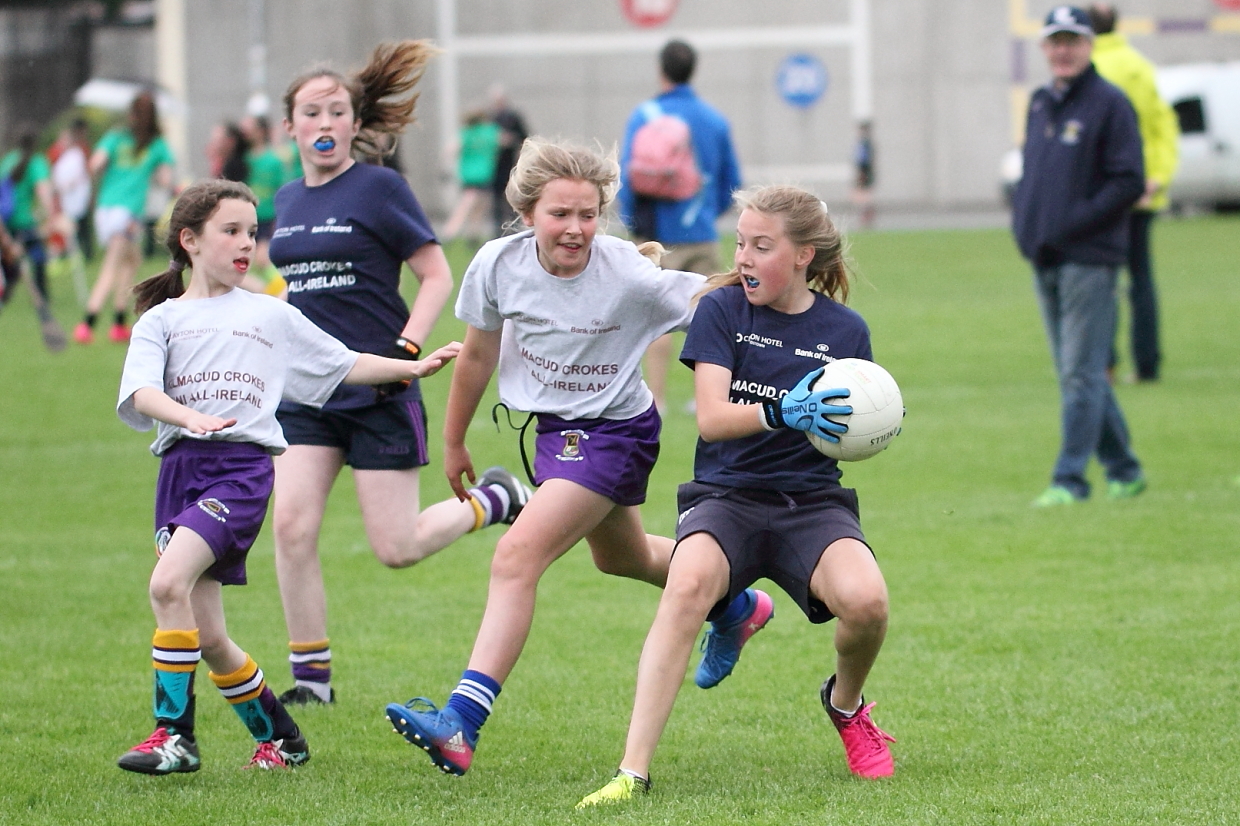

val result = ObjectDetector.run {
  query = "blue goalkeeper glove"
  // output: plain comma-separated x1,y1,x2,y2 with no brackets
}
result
761,367,852,443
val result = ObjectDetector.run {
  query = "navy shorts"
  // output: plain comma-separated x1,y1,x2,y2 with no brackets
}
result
533,405,661,507
675,481,870,624
277,400,429,470
154,440,274,586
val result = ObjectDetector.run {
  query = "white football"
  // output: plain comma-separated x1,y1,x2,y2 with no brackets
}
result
806,358,903,462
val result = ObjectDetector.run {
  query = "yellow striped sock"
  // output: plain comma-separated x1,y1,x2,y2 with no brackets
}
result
209,654,265,704
152,628,200,672
468,493,486,532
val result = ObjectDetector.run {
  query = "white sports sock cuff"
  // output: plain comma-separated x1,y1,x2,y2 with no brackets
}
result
452,679,496,712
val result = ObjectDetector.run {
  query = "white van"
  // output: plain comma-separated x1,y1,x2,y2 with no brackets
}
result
1157,62,1240,210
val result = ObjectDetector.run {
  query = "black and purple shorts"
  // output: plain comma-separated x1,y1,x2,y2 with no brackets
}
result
154,439,275,586
674,481,870,624
532,405,661,507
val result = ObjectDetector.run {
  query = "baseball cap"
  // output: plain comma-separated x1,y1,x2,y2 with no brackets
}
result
1041,6,1094,38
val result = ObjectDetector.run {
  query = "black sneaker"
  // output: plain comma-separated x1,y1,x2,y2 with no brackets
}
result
117,726,201,775
479,466,533,524
278,685,335,706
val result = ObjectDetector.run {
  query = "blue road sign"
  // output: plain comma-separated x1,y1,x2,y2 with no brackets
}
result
777,53,828,109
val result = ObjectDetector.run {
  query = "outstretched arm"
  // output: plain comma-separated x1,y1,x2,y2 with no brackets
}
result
131,387,236,434
343,342,461,385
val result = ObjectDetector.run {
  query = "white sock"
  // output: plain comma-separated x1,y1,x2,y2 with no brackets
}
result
296,680,333,703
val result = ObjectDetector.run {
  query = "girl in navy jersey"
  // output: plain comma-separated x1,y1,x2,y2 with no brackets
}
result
384,138,758,778
268,42,530,706
577,185,895,808
114,179,458,775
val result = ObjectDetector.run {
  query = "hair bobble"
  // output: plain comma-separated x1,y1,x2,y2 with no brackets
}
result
168,259,186,273
819,200,830,215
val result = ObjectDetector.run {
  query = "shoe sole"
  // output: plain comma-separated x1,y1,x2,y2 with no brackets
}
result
117,757,201,775
385,704,468,776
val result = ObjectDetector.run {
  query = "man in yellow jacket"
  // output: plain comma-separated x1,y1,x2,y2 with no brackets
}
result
1089,4,1179,383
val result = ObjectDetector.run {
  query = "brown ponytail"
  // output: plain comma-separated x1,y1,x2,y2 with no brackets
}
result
283,40,438,161
134,179,258,314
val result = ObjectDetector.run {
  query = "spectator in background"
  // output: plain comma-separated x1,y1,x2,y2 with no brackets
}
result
219,122,250,183
1089,3,1179,384
50,117,94,261
852,120,876,229
240,115,291,294
75,91,174,345
441,107,500,245
1012,5,1146,507
619,39,741,414
1,126,55,301
488,85,529,235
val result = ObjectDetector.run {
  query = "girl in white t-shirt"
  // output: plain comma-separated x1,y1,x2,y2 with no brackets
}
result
114,179,458,776
385,138,753,777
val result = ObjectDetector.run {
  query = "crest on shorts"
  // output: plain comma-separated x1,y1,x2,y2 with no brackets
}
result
197,498,230,522
556,429,588,462
154,527,171,557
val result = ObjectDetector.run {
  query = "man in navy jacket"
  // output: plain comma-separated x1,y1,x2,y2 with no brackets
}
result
1012,5,1147,507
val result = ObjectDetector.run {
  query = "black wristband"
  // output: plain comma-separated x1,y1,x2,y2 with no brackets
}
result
760,401,785,431
393,337,421,359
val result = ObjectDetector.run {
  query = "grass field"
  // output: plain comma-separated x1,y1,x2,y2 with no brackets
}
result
1,216,1237,824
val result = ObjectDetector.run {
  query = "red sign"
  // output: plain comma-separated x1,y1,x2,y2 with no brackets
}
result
1215,0,1240,11
620,0,679,28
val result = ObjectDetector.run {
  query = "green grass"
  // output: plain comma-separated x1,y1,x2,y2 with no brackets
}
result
1,217,1238,824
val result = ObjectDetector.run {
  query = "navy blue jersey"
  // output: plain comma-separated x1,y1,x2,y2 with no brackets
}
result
269,162,436,409
680,285,872,491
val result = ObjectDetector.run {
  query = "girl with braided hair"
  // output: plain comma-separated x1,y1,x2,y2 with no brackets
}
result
115,178,459,774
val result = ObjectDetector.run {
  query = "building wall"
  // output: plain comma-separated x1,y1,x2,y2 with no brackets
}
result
0,6,91,145
163,0,1240,218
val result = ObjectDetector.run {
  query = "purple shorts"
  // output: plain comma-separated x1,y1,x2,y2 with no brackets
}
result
154,439,274,586
533,405,661,507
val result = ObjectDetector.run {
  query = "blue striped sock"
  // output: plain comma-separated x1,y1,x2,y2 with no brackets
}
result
446,669,502,741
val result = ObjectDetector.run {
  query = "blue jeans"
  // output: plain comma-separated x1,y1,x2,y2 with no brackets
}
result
1034,263,1143,498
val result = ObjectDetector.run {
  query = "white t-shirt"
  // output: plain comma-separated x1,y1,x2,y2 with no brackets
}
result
455,231,705,420
118,289,358,455
51,144,91,219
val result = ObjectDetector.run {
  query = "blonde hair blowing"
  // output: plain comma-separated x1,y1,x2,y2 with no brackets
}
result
505,137,619,219
701,185,850,303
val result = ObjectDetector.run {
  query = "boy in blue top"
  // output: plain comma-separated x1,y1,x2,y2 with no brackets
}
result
620,38,743,412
